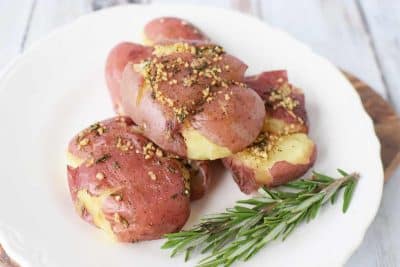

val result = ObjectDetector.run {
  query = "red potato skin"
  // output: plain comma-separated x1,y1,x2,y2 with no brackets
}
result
124,52,247,114
268,147,317,187
223,70,317,194
245,70,288,99
105,43,153,114
245,71,308,133
67,117,190,242
151,52,248,108
191,85,265,152
120,62,187,156
222,146,317,194
144,17,209,45
120,44,265,157
186,160,211,201
222,157,259,194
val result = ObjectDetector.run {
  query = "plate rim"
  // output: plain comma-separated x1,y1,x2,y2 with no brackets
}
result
0,4,384,267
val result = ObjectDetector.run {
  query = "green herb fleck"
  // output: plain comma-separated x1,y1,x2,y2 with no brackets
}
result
95,154,111,164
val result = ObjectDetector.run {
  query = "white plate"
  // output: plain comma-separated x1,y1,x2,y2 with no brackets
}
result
0,4,383,267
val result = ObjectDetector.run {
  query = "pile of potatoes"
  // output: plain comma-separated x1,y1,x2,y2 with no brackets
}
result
67,17,316,242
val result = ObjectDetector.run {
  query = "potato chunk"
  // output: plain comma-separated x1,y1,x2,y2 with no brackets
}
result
223,133,316,193
143,17,209,45
105,42,153,114
182,127,231,160
246,70,308,135
120,43,265,159
67,117,191,242
223,71,317,193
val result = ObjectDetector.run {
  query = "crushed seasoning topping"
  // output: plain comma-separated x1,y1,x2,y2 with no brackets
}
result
79,137,89,147
155,148,163,157
88,123,107,135
113,213,121,223
95,154,111,164
148,171,157,181
245,133,285,159
113,213,129,227
173,106,189,123
269,83,299,113
121,217,129,228
183,189,190,196
116,137,133,152
138,42,241,124
75,122,108,150
85,156,95,167
143,142,157,159
281,123,297,136
112,161,121,169
167,165,178,173
152,42,194,57
96,172,105,180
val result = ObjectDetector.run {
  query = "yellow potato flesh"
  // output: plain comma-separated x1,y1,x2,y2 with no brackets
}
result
66,152,85,168
67,152,117,240
76,189,117,241
233,133,314,184
263,118,303,135
152,43,194,57
182,127,232,160
142,33,153,46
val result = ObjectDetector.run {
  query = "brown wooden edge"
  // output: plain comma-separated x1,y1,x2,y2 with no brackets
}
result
343,71,400,181
1,72,399,266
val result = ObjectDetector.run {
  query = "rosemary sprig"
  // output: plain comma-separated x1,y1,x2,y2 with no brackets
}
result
162,169,359,267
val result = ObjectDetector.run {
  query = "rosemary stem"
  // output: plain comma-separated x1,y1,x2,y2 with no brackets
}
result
162,169,359,267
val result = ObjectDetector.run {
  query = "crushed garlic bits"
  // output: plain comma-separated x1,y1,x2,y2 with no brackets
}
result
96,172,105,180
148,171,157,181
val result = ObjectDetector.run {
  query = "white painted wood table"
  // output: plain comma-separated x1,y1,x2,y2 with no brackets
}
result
1,0,399,266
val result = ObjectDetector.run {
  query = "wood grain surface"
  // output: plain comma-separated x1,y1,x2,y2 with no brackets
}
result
1,72,398,267
344,72,400,181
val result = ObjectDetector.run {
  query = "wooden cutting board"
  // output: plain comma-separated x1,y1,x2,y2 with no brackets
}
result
344,72,400,181
1,72,400,267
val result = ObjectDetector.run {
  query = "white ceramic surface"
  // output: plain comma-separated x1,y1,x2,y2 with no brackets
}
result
0,4,383,267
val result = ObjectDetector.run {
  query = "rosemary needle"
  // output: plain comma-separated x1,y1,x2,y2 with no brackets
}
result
162,169,359,267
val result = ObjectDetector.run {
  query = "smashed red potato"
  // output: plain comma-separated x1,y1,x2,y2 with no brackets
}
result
223,132,317,193
105,41,265,161
143,17,209,45
105,17,208,114
105,42,153,114
222,71,316,193
245,70,308,135
106,18,265,160
120,43,265,159
67,117,195,242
